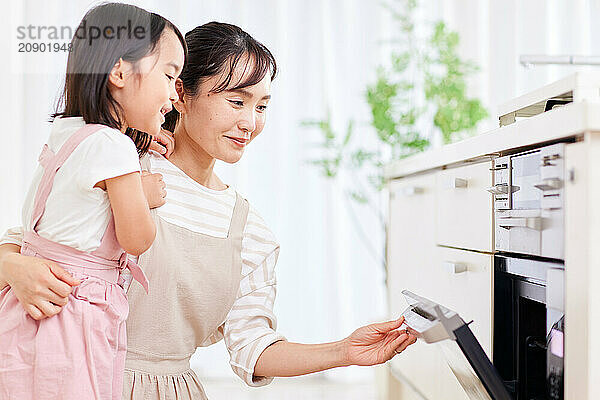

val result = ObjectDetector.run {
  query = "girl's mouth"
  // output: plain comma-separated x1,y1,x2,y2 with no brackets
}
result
159,106,171,123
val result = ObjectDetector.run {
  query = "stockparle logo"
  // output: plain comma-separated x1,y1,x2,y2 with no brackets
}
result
12,18,152,73
16,20,148,46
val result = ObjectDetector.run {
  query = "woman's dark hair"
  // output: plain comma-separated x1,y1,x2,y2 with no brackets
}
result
163,22,277,132
53,2,187,155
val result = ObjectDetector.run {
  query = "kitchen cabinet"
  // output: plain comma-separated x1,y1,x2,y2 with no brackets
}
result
385,73,600,399
388,169,493,400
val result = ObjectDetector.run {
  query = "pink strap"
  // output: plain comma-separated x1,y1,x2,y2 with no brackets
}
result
22,231,149,293
118,253,149,293
30,124,105,231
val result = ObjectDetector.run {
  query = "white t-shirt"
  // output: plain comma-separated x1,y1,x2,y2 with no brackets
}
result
18,116,141,252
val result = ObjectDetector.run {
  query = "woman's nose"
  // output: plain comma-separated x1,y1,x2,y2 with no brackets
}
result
238,110,256,134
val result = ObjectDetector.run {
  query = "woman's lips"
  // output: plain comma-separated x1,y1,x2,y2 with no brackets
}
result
225,136,248,147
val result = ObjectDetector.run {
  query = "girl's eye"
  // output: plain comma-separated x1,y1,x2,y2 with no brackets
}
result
228,100,244,107
257,105,268,112
166,74,174,81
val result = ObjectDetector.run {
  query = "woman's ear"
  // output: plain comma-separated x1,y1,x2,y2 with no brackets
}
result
173,78,186,114
108,58,127,89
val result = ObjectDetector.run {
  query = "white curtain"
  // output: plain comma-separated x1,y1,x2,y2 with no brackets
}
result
1,0,598,386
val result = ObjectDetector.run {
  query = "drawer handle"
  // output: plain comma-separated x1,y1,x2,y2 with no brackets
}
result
443,261,467,274
395,186,424,197
449,178,468,189
534,178,563,191
498,216,542,230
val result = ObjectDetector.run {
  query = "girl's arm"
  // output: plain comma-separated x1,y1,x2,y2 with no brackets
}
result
104,172,156,256
148,129,175,158
254,317,416,378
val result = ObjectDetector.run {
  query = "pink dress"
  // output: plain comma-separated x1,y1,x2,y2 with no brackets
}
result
0,124,149,400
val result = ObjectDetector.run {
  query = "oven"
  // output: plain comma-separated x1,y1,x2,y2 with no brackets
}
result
488,143,565,260
493,255,564,400
488,142,566,399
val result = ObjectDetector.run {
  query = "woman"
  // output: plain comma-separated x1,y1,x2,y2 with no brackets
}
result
0,22,416,399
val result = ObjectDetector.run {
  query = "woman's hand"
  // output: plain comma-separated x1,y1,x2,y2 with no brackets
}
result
141,171,166,209
0,250,80,320
149,129,175,158
341,316,417,366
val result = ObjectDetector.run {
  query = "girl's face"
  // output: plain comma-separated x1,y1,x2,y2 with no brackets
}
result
111,29,185,136
176,62,271,164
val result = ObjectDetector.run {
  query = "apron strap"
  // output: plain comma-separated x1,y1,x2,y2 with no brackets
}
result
227,193,249,243
140,153,152,172
30,124,105,231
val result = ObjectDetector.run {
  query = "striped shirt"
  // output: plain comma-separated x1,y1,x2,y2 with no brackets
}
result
0,152,285,387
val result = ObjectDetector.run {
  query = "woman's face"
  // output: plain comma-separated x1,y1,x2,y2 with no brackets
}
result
177,62,271,164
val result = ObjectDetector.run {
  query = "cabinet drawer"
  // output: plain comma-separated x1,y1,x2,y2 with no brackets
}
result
433,246,493,354
388,247,493,400
388,173,439,399
388,173,438,312
436,162,493,252
432,247,493,399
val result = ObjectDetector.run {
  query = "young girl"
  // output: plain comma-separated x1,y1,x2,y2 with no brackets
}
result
0,3,185,399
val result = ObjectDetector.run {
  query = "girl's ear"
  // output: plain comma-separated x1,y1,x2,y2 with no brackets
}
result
108,58,127,89
173,78,186,114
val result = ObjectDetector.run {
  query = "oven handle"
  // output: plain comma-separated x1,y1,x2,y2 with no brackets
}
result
497,216,542,230
486,184,520,195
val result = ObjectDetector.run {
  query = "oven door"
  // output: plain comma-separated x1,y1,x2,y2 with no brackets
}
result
401,291,513,400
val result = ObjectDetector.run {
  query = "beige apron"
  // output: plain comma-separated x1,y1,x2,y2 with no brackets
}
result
122,183,248,400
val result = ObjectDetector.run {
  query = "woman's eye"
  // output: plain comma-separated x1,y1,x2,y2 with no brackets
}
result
257,105,268,112
166,74,174,81
228,100,244,107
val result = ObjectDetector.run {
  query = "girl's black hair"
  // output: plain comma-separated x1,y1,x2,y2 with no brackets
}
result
53,2,187,155
163,22,277,132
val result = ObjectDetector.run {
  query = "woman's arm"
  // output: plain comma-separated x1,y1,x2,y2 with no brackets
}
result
254,317,416,377
0,243,80,320
104,172,156,256
0,243,21,289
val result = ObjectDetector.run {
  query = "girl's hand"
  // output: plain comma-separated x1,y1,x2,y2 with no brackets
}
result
141,171,166,209
1,252,80,320
149,129,175,158
341,316,417,366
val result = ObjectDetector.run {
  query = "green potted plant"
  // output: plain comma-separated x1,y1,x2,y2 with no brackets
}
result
303,0,488,270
